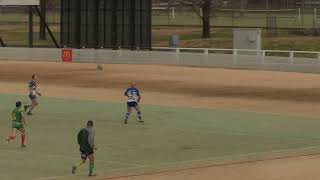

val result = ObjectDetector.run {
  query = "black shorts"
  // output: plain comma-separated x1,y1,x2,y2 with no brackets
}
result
81,151,94,160
29,94,37,100
127,101,138,108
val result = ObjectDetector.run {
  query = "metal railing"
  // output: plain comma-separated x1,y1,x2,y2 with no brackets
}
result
152,47,320,58
152,47,320,65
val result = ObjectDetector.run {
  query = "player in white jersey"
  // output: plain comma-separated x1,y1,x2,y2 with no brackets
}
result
24,74,42,115
124,82,143,124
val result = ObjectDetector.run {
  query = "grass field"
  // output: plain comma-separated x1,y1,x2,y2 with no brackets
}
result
1,92,320,180
153,12,319,28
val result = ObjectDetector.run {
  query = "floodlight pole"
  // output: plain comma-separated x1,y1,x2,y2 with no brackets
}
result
28,6,33,48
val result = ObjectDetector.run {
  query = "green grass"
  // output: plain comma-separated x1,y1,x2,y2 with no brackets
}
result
0,31,60,46
1,93,320,180
152,12,320,28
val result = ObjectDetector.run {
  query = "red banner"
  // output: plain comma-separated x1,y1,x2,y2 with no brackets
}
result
61,49,72,62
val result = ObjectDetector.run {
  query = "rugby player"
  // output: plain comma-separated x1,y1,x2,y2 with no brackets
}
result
24,74,42,115
6,101,27,148
72,120,97,176
124,82,143,124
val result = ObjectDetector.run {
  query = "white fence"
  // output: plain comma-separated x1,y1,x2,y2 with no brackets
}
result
153,47,320,65
1,47,320,73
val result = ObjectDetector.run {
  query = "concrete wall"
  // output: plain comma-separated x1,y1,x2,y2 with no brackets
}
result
1,47,320,73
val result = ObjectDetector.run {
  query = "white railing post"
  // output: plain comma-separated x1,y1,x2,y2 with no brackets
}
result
123,47,320,67
233,49,238,65
204,49,209,66
176,48,180,65
289,51,294,64
261,50,266,64
171,7,175,20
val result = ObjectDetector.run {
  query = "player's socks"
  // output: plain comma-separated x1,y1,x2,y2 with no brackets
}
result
6,135,15,144
7,134,16,141
125,113,130,119
75,161,85,168
24,105,30,112
137,112,142,120
21,133,26,146
72,161,85,174
89,161,94,176
27,106,35,115
124,113,130,124
137,112,143,122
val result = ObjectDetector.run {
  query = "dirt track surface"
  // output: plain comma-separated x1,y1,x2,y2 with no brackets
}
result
1,60,320,180
101,154,320,180
2,61,320,116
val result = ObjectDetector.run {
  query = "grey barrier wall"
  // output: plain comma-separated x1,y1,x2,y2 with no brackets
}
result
2,47,320,73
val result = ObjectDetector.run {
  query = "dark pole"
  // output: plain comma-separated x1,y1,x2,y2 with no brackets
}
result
148,0,152,49
28,6,33,48
94,0,99,48
130,0,135,49
40,0,47,40
112,0,117,49
60,0,64,46
85,0,88,47
121,0,124,47
103,0,106,48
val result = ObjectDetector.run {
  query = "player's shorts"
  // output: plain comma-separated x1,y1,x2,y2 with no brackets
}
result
127,101,138,108
12,123,24,130
80,150,94,160
29,94,37,100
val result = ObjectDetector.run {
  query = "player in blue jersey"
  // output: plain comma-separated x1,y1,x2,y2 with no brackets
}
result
24,74,42,115
124,82,143,124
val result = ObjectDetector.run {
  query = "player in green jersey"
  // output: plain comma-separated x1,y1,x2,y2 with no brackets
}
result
6,101,27,147
72,120,97,176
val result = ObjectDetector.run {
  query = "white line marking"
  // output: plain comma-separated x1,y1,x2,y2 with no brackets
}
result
33,173,87,180
0,149,143,167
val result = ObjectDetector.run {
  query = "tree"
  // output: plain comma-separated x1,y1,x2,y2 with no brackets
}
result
179,0,215,38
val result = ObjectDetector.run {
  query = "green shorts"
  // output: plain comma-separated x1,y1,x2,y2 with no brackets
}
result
12,123,24,130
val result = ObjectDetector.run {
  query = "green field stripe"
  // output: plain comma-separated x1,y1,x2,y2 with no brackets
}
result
1,93,320,180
